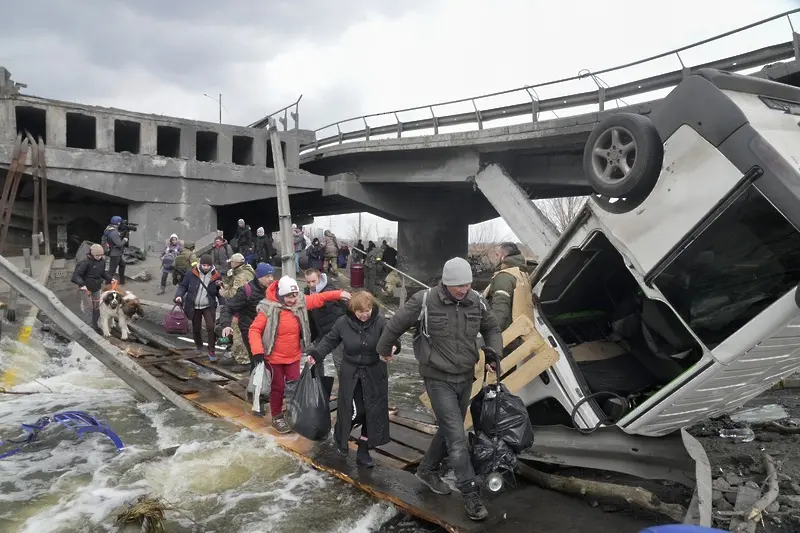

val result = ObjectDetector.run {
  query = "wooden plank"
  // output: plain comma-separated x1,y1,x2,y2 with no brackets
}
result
464,345,559,430
393,409,437,426
183,360,229,383
145,366,164,378
390,421,433,453
191,357,250,381
390,411,438,436
183,387,493,533
347,441,410,470
155,361,197,381
224,381,248,401
349,426,423,466
159,375,200,394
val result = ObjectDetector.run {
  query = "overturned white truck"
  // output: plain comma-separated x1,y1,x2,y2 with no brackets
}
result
521,68,800,444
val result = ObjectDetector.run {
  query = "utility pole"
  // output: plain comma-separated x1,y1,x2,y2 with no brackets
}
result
268,117,296,276
203,93,223,124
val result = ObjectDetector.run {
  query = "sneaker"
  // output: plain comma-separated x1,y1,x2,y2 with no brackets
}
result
272,415,292,434
333,436,349,457
462,483,489,522
208,352,217,362
415,469,452,495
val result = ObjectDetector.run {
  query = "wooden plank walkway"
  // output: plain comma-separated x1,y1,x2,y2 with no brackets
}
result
105,318,659,533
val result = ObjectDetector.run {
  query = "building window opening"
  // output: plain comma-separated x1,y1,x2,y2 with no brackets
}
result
196,131,218,162
114,119,141,154
15,106,46,143
232,135,254,165
66,113,96,149
157,126,181,157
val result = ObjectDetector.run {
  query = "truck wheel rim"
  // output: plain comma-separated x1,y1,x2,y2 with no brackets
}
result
590,126,637,185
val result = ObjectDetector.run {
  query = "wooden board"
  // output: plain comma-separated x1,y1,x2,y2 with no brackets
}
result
183,386,497,533
155,361,197,381
390,421,433,453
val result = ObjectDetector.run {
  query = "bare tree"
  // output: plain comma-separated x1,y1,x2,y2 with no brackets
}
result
469,222,499,244
536,197,588,234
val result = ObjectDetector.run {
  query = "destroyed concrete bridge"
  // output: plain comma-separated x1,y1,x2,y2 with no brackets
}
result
2,11,800,280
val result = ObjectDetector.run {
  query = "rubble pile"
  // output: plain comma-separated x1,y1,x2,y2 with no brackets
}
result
690,397,800,532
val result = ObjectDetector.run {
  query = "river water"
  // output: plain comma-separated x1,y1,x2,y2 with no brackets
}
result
0,331,432,533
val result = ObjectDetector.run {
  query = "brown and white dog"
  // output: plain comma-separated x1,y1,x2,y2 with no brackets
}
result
98,286,144,340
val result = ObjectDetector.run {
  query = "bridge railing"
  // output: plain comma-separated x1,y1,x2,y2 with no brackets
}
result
301,10,800,154
248,94,303,130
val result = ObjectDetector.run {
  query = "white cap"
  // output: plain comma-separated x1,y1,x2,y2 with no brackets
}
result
257,227,265,236
277,275,299,296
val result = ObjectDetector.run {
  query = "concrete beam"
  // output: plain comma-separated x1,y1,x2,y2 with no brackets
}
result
306,148,482,184
397,219,469,282
473,164,560,259
0,254,198,413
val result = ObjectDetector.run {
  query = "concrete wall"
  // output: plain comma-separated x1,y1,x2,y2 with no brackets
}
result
128,202,216,253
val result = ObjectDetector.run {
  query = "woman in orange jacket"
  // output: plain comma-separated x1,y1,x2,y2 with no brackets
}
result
249,275,351,433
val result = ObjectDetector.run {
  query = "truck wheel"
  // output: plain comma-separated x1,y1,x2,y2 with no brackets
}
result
583,113,663,202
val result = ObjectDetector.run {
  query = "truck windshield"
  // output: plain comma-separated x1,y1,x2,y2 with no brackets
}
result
653,184,800,348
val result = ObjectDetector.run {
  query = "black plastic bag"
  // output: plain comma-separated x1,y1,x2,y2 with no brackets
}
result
469,431,517,475
470,383,534,454
285,364,334,441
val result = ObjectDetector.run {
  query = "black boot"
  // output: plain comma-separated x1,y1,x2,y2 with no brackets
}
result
461,481,489,522
91,308,100,330
356,439,373,468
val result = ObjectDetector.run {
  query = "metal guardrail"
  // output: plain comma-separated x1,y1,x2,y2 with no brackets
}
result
248,94,303,130
301,10,800,153
352,246,429,306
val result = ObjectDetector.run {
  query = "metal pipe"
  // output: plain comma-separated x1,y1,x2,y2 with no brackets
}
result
352,247,430,289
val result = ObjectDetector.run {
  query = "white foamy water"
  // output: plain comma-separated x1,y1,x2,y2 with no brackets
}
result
0,334,399,533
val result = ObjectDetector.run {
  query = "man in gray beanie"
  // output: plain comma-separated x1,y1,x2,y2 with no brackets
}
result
377,256,503,522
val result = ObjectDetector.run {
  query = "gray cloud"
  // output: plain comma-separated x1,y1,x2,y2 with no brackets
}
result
0,0,429,128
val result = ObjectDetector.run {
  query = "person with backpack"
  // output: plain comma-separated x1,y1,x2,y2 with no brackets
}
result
219,253,255,367
102,216,127,285
158,234,182,295
175,254,224,361
376,257,503,522
219,262,275,368
172,241,196,286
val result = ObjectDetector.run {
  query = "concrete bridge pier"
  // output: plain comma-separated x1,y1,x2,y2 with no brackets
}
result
127,202,216,253
396,219,468,283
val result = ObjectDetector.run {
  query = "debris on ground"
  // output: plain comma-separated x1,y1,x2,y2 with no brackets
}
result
122,246,146,264
131,270,153,282
115,496,169,533
689,389,800,531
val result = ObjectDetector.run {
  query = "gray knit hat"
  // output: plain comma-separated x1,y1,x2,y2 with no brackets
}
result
441,257,473,286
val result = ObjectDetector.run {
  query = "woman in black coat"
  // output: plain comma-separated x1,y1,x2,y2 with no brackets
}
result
308,291,400,467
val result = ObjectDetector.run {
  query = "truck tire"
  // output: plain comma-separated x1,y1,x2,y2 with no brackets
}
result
583,113,663,202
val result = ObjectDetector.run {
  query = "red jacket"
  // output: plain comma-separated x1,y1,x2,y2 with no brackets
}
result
248,281,343,365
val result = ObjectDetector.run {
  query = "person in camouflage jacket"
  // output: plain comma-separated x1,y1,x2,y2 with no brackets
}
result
219,253,255,366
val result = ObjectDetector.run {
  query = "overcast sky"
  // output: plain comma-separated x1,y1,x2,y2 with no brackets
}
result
2,0,797,241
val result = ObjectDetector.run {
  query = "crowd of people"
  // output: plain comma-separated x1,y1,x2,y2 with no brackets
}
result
71,216,508,522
